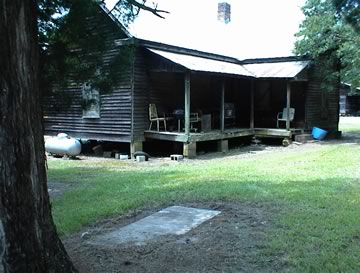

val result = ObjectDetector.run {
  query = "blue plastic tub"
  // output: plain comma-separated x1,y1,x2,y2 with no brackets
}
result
312,127,328,140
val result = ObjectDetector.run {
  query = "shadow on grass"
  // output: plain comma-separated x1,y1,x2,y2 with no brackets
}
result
50,160,360,232
195,144,269,161
48,167,107,183
314,132,360,148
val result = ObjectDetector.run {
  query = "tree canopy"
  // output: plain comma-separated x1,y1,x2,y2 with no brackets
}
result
39,0,167,96
333,0,360,31
295,0,360,92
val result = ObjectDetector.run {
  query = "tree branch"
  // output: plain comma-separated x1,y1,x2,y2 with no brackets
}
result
124,0,169,19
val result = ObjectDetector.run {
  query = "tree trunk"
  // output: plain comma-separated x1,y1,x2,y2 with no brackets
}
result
0,1,77,272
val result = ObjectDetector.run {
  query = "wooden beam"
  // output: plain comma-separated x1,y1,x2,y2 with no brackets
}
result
183,142,197,158
144,129,255,143
130,140,143,159
217,140,229,153
286,82,291,130
144,131,188,142
189,129,254,142
149,69,186,73
250,80,255,129
255,128,291,138
139,39,240,64
184,71,191,136
220,79,225,133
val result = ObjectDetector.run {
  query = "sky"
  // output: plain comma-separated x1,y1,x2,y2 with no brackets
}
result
105,0,306,59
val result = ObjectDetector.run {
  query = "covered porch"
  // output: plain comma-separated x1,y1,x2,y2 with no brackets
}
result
143,45,310,157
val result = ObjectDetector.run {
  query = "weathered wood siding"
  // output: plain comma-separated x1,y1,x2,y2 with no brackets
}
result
43,6,134,142
148,72,184,110
305,58,340,131
132,48,150,141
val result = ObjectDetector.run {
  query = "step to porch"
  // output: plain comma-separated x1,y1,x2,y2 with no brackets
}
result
294,133,313,143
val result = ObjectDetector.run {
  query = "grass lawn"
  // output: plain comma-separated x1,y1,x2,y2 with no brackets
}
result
339,116,360,134
49,118,360,272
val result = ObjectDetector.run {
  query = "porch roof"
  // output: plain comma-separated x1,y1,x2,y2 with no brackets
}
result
148,48,310,79
147,48,255,77
242,61,311,78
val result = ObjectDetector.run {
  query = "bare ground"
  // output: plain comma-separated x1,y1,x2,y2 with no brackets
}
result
64,202,283,273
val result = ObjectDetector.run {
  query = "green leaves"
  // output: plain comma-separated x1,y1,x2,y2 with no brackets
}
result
40,0,135,99
295,0,360,90
39,0,167,98
333,0,360,32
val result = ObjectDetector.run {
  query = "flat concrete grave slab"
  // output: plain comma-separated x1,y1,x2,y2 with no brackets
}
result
91,206,221,246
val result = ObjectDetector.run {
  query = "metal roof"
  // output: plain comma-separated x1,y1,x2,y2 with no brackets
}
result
148,48,310,79
147,48,254,77
242,61,310,78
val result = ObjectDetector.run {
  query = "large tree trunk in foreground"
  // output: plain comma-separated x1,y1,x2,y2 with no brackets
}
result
0,1,77,272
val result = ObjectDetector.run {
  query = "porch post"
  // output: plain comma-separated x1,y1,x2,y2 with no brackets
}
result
184,71,191,136
183,142,196,158
220,79,225,133
286,81,291,130
130,140,143,159
250,80,255,129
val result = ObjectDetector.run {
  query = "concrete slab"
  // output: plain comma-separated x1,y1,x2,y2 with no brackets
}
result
91,206,221,246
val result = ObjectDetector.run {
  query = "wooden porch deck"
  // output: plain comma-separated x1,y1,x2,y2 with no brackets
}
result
144,128,254,143
144,127,305,143
254,128,304,138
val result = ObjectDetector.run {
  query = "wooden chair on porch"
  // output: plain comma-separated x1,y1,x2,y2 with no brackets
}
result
277,108,295,128
149,104,173,131
224,103,236,128
190,112,201,132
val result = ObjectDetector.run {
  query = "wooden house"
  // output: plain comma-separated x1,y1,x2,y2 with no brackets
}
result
43,4,341,158
339,83,360,116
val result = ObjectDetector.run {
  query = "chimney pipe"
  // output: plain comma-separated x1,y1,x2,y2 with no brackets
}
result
218,2,231,24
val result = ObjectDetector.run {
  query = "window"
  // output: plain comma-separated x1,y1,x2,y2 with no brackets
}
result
82,82,100,118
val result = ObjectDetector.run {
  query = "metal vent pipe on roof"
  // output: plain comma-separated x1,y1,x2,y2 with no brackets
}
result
218,2,231,24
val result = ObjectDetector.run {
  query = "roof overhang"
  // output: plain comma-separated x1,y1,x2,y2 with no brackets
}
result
147,48,254,77
242,61,311,79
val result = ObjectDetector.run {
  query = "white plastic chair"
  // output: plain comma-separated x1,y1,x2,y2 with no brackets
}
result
277,108,295,128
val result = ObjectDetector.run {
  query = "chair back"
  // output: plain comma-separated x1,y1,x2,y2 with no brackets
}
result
149,104,158,120
283,108,295,120
224,103,235,118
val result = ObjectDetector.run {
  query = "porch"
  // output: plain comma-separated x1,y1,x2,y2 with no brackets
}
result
144,128,255,143
144,127,306,142
140,47,310,157
144,127,304,158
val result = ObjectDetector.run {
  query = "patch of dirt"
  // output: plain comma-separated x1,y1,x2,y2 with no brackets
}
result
48,181,76,198
64,202,284,273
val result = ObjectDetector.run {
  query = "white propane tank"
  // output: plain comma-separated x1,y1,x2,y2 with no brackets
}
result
45,133,82,156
